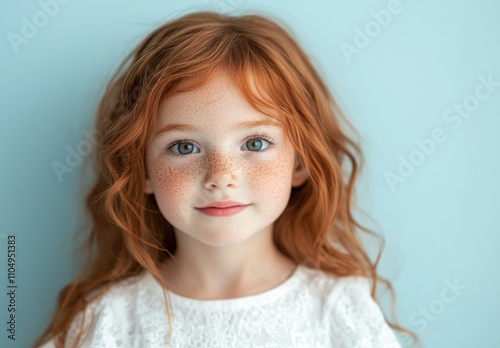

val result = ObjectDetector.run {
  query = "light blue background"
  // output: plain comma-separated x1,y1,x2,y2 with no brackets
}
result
1,0,499,347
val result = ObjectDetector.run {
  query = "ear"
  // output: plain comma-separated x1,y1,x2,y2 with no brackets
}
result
291,153,308,187
144,174,154,194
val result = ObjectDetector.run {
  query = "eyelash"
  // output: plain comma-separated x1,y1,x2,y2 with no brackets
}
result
166,132,276,157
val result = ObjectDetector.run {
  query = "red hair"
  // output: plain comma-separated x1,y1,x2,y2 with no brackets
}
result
34,10,418,347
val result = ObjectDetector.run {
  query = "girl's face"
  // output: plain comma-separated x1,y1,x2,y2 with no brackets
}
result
144,74,308,248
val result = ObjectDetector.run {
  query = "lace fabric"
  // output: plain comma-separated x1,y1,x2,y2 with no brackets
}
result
39,265,402,347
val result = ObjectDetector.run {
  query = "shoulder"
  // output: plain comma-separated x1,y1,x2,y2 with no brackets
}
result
298,268,379,310
295,267,371,306
95,271,148,305
301,269,402,348
40,272,151,348
326,275,373,308
81,271,148,321
84,271,153,323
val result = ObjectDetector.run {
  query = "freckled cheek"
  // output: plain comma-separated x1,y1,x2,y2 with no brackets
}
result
249,159,293,204
149,161,200,203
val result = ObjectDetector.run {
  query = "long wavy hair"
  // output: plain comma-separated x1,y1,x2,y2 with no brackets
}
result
34,10,418,347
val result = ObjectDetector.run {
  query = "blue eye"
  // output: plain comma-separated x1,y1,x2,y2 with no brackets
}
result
242,137,271,151
168,141,200,156
166,133,275,157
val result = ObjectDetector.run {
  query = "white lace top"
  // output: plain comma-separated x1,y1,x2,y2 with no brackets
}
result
40,265,402,347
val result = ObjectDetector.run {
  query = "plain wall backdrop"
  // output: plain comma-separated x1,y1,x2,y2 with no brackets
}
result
1,0,499,347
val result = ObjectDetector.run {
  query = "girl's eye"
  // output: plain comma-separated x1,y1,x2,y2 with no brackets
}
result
242,136,272,152
168,141,200,156
166,133,275,157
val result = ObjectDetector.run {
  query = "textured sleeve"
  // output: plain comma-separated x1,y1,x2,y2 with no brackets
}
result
328,277,402,348
38,296,126,348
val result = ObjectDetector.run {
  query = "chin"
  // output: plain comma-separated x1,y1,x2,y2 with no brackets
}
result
196,231,257,248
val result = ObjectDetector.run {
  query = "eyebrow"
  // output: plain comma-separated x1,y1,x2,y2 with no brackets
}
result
154,119,282,137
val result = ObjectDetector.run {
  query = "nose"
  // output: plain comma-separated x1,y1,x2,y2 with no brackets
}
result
203,152,240,190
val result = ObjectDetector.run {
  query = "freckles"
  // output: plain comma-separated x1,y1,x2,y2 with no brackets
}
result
150,160,198,199
202,149,241,182
252,155,294,202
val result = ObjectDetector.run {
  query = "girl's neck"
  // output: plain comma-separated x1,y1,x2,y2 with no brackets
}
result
159,250,297,300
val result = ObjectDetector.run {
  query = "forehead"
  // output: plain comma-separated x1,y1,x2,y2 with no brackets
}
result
157,74,279,126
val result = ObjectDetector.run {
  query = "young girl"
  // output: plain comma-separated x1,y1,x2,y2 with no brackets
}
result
34,10,417,348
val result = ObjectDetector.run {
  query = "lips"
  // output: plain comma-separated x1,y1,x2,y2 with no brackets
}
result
195,201,250,217
197,201,247,209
